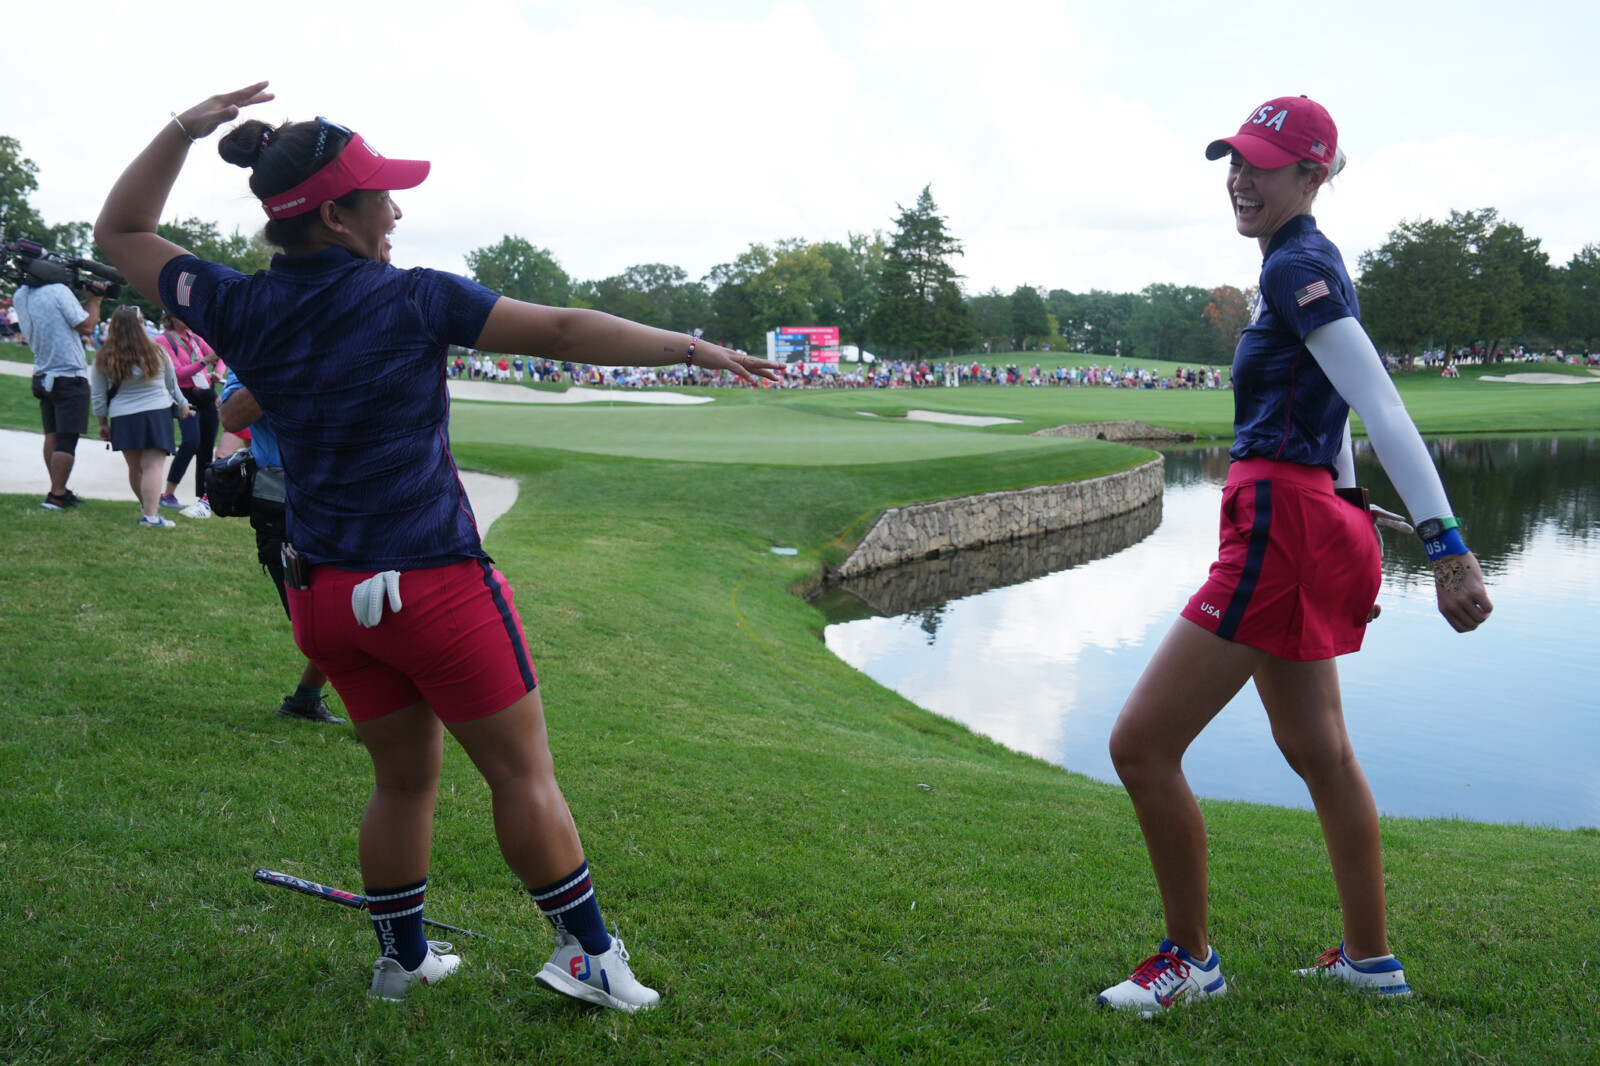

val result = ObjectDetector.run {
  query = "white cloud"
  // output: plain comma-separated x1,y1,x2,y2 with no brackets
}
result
11,0,1600,295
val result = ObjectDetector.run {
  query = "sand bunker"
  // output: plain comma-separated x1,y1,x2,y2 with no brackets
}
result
1479,372,1600,385
857,409,1021,427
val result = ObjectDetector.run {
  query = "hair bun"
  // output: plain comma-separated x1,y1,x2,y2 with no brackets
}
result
217,120,275,168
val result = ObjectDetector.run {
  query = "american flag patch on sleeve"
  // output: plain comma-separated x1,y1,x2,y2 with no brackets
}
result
176,271,195,307
1294,279,1331,307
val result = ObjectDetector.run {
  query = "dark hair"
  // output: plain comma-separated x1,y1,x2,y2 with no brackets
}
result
217,119,365,247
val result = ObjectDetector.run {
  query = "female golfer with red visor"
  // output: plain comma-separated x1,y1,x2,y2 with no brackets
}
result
1095,96,1493,1015
96,83,783,1010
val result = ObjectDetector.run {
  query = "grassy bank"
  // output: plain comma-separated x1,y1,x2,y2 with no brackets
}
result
3,371,1598,1064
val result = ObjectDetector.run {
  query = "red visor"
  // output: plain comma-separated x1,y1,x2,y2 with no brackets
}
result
260,132,430,219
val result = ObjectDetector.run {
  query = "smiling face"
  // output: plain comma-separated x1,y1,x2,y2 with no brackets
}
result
1226,152,1323,249
323,190,402,263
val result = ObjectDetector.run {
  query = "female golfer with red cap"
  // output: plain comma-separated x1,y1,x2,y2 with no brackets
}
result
96,83,783,1010
1095,95,1493,1015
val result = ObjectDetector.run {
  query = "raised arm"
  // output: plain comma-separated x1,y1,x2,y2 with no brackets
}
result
1305,316,1493,632
474,298,784,383
95,83,275,304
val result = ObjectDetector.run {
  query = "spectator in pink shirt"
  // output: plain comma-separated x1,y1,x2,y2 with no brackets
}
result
154,312,222,518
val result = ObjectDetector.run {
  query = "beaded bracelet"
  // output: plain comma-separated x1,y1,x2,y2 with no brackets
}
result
170,112,197,143
684,328,703,368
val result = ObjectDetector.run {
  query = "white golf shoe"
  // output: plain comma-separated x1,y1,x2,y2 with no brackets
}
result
1098,939,1227,1017
368,940,460,1001
535,933,661,1012
1295,943,1412,997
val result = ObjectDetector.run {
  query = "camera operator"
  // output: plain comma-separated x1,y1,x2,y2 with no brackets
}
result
14,274,105,510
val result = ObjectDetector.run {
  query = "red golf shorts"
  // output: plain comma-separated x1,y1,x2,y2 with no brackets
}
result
1181,457,1381,661
287,557,538,722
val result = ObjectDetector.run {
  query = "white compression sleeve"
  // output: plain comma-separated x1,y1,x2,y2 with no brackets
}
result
1333,420,1355,489
1303,317,1451,524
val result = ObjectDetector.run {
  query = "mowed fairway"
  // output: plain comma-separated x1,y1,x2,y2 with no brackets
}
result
3,366,1598,1064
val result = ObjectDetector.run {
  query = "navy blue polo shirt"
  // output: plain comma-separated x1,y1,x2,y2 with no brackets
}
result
159,248,500,570
1230,214,1363,473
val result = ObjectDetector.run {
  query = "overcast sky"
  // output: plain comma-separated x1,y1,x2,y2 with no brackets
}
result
10,0,1599,297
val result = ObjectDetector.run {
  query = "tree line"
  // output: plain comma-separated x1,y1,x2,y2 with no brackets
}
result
5,133,1596,363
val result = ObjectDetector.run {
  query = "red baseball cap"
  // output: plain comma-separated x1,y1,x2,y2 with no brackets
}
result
1205,95,1338,170
261,130,430,219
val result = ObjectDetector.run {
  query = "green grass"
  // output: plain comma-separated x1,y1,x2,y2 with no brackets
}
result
3,363,1599,1063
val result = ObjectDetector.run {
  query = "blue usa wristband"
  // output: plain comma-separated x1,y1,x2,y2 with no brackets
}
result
1423,526,1469,561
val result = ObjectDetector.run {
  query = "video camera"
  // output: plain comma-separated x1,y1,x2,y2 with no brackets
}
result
3,239,124,300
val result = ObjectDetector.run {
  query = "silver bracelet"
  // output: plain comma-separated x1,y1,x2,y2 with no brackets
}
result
170,112,197,143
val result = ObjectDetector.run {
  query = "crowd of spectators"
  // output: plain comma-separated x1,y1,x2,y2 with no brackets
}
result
443,346,1235,392
1382,345,1599,374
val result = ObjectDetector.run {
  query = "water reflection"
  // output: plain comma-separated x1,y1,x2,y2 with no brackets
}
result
813,499,1162,630
825,437,1600,829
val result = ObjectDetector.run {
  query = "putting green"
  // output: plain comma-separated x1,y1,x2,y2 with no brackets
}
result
448,398,1088,465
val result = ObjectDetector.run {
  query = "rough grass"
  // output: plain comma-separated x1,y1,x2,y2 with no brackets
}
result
2,363,1598,1064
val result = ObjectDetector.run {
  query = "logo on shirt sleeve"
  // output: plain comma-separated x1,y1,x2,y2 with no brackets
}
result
176,272,195,308
1294,279,1330,307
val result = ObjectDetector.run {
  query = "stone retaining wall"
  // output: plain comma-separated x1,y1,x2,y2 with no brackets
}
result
1032,420,1194,442
832,456,1164,578
828,498,1162,616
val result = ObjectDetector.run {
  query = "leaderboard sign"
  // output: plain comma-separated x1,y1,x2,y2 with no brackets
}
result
766,326,841,364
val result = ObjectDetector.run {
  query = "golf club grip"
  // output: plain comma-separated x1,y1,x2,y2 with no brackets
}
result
254,868,368,910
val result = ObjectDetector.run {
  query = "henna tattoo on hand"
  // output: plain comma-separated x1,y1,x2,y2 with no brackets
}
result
1433,556,1468,595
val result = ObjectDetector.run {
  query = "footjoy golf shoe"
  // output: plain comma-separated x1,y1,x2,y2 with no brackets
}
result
1295,943,1411,997
1098,939,1227,1017
535,933,661,1012
368,941,460,1001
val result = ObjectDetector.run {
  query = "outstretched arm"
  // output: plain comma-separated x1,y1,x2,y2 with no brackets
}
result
1305,316,1493,632
474,298,784,383
95,82,275,304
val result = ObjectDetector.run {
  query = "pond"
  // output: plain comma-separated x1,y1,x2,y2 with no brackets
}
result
823,437,1600,830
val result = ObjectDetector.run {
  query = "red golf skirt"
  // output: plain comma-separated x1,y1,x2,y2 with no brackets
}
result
1180,457,1381,661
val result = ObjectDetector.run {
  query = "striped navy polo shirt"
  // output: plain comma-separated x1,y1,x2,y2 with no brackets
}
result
1230,214,1366,473
160,248,500,570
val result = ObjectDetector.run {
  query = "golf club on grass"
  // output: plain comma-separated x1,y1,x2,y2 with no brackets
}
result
253,868,505,943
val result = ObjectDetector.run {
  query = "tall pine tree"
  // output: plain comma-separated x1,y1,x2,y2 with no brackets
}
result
868,186,973,358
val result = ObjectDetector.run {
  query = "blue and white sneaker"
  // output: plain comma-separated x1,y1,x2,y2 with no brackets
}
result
1098,939,1227,1016
138,514,176,529
1295,943,1412,996
535,933,661,1012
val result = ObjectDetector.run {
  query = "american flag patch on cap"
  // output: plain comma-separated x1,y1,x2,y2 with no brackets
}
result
1295,279,1331,307
1310,139,1327,157
176,271,195,307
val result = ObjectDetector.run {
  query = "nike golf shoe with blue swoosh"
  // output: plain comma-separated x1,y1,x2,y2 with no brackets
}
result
535,933,661,1012
1098,939,1227,1017
1295,943,1412,996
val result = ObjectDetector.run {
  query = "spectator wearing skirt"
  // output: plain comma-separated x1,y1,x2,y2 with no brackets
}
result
91,305,191,528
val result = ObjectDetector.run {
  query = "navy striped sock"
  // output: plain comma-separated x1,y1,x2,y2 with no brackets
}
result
529,861,612,955
366,877,427,971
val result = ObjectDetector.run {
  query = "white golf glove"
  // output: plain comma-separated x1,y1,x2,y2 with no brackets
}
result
352,570,403,628
1370,505,1414,536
